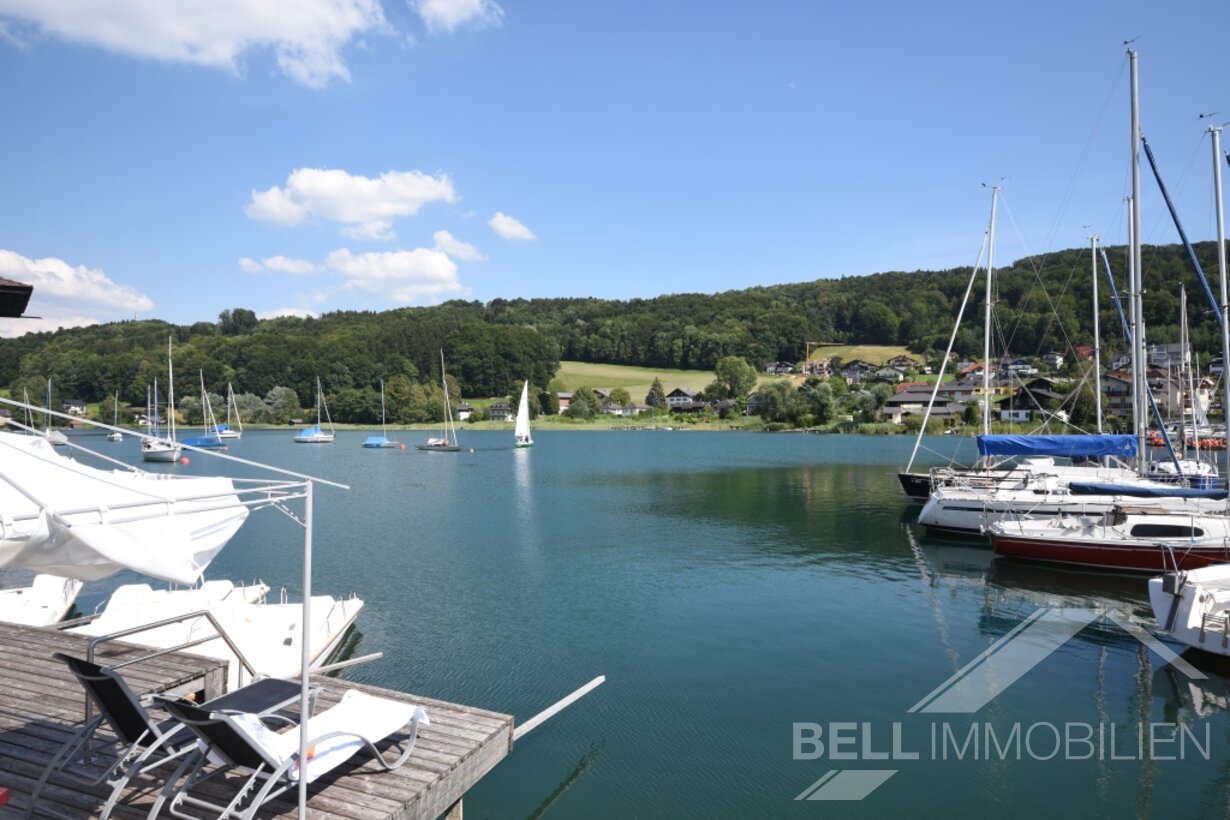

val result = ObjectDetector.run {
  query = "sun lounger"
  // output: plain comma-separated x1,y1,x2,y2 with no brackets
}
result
25,653,302,820
154,689,428,819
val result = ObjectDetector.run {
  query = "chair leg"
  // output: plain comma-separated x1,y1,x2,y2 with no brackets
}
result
24,715,103,819
100,732,188,820
148,752,206,820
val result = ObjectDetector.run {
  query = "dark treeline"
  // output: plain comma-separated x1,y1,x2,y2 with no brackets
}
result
2,240,1225,417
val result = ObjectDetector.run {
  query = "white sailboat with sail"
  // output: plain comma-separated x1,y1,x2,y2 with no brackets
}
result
514,380,533,448
294,377,335,443
418,352,461,452
363,379,402,449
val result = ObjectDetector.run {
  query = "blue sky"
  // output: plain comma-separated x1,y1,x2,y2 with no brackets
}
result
0,0,1228,335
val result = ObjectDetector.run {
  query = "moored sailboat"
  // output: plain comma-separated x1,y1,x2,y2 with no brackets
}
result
181,370,227,449
363,378,402,449
294,377,335,443
141,340,183,463
217,382,243,439
418,352,461,452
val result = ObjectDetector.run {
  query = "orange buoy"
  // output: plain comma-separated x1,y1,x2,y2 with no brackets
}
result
180,457,190,464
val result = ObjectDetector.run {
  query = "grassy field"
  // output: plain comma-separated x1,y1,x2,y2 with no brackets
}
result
805,344,913,365
548,360,783,400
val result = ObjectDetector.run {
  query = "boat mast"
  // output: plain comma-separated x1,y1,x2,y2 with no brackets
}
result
1091,234,1103,433
1129,48,1147,472
1210,124,1230,483
167,336,177,442
982,186,1000,439
380,378,388,436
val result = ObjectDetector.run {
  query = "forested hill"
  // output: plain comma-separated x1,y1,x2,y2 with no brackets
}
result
1,240,1224,408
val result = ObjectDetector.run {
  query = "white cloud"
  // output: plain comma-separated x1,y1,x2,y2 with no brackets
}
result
247,167,456,240
432,229,484,261
325,247,462,302
0,0,387,88
489,211,535,241
239,255,318,274
0,249,153,336
412,0,503,34
257,307,319,320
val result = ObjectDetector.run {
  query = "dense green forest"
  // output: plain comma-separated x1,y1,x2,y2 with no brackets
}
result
2,239,1225,423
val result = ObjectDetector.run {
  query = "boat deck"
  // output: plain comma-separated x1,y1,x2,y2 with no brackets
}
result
0,621,514,819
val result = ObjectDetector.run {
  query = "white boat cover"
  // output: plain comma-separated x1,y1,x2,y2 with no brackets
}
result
0,432,248,584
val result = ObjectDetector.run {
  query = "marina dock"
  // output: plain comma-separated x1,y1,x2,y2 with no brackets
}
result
0,621,514,819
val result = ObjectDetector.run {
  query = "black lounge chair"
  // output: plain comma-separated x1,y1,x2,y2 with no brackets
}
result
25,653,302,820
153,688,429,820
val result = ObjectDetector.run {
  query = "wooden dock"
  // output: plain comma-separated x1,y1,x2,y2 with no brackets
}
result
0,621,515,819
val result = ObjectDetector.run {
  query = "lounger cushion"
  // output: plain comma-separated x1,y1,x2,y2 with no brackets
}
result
229,690,428,783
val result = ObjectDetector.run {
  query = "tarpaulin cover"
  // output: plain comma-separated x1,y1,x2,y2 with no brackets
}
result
1067,481,1226,500
0,432,248,584
976,434,1137,459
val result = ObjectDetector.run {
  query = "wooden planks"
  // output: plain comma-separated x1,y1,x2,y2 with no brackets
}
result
0,622,514,819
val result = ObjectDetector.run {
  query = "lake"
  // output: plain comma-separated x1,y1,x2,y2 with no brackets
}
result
25,430,1230,817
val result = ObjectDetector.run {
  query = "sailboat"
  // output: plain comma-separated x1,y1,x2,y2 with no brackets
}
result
45,378,67,446
107,391,123,441
363,379,402,449
217,382,243,440
294,377,335,443
417,352,461,452
514,380,533,448
181,371,227,449
141,339,182,463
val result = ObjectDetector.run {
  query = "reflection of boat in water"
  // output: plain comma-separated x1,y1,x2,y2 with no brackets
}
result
68,580,364,690
1152,651,1230,720
0,574,83,626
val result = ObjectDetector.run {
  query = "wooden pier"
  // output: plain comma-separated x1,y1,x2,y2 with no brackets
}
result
0,621,514,819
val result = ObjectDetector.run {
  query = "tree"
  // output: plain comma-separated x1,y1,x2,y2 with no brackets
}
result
962,401,981,428
564,386,602,419
646,378,667,408
218,308,258,336
712,356,758,399
264,386,300,423
609,387,632,406
540,390,560,415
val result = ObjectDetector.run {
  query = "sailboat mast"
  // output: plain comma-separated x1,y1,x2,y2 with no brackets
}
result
380,379,388,436
1210,124,1230,484
167,336,176,441
982,186,999,438
1091,235,1103,432
1129,48,1147,471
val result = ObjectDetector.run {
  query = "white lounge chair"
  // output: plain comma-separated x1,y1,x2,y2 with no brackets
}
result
154,689,429,819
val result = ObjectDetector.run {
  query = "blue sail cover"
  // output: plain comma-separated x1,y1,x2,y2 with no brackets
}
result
1068,481,1226,500
976,434,1137,459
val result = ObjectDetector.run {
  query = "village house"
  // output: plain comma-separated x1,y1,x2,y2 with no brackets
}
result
799,359,831,378
1042,352,1064,370
488,400,513,422
765,361,795,376
556,392,573,413
886,355,921,373
840,360,877,384
456,402,474,421
666,387,699,408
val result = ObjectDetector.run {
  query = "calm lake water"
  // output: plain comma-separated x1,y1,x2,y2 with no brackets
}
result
20,430,1230,818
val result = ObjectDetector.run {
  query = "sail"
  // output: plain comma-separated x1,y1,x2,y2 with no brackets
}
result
0,432,248,584
515,381,532,444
